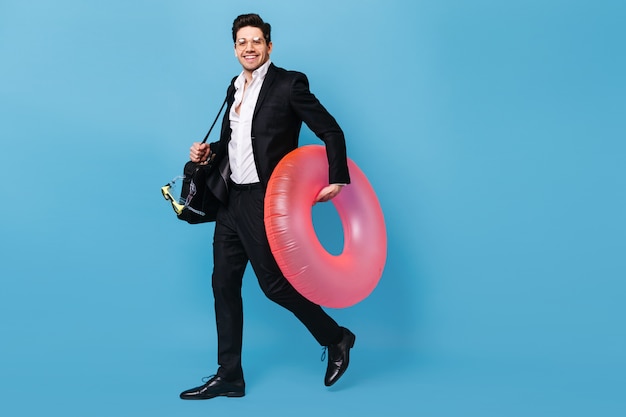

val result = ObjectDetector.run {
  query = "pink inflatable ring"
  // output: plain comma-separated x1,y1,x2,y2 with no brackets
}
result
264,145,387,308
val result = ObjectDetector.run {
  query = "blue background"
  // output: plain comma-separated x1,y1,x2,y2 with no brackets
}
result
1,0,624,416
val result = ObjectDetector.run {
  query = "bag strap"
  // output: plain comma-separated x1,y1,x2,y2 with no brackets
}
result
201,97,228,144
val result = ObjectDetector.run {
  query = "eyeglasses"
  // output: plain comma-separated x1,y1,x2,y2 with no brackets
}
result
235,37,266,49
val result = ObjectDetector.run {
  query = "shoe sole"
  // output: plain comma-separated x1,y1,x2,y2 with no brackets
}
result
180,391,245,400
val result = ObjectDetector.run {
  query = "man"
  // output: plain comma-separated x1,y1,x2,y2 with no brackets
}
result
179,13,355,400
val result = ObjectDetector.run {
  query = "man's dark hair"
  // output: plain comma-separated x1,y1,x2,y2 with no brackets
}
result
232,13,271,44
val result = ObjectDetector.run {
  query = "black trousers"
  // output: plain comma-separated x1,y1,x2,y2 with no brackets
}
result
211,184,342,381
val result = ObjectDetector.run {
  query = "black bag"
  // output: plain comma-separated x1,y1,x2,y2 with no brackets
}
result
161,98,227,224
179,158,220,223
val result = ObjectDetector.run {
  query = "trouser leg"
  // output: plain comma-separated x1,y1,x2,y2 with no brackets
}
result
212,205,248,381
237,188,343,346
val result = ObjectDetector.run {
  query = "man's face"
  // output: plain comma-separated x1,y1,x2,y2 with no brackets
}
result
234,26,272,75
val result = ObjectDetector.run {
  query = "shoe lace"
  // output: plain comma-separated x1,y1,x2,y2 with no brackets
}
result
201,374,216,383
320,346,327,362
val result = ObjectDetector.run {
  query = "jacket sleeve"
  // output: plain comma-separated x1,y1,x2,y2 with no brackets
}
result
289,73,350,185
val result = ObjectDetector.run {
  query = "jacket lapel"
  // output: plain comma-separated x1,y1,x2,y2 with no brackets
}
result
253,63,277,120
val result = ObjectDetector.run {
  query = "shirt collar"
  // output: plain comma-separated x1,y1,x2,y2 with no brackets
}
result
234,60,272,89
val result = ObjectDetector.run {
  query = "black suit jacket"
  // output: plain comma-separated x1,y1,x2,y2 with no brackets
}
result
207,64,350,205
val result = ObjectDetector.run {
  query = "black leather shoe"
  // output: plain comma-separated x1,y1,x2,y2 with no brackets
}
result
324,327,356,386
179,375,245,400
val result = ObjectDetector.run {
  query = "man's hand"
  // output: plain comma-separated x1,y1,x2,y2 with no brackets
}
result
315,184,344,203
190,142,211,163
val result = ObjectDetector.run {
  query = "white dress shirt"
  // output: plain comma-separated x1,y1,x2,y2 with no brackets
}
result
228,60,272,184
